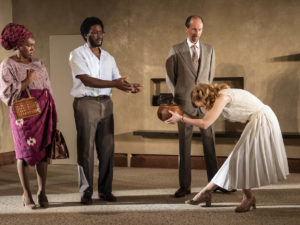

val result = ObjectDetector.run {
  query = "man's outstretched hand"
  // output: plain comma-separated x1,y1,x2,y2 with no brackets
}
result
114,77,143,93
114,77,132,92
129,83,143,93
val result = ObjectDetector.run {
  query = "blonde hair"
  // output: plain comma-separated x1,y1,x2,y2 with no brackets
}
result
191,83,230,109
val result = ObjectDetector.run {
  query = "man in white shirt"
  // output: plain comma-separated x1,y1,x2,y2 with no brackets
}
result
69,17,141,205
165,15,219,197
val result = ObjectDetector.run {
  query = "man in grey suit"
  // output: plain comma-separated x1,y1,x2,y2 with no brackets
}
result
166,15,219,197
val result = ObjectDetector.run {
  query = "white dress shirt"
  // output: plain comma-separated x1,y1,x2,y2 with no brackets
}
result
69,43,121,97
186,38,200,60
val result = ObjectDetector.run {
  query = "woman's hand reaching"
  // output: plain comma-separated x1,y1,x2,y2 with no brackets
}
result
165,110,182,124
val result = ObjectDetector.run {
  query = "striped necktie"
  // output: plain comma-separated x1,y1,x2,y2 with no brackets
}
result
191,45,198,71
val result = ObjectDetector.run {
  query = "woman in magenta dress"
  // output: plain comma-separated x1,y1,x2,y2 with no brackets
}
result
0,23,57,209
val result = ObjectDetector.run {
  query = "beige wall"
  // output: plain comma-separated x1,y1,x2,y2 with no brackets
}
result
0,0,14,154
49,35,83,164
1,0,299,161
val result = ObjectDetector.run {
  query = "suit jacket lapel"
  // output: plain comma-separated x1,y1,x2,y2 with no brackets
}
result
178,41,197,77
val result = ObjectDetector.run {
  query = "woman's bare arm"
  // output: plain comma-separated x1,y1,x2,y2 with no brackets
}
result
165,94,231,129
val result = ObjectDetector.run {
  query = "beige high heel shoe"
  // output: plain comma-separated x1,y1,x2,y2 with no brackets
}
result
22,195,36,210
235,196,256,213
185,193,212,207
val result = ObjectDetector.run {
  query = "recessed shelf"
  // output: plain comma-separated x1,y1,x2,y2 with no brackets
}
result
151,77,244,106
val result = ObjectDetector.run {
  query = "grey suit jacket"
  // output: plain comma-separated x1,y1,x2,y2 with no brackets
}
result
166,40,215,116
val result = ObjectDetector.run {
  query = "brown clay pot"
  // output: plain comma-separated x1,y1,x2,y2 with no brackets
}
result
157,104,183,121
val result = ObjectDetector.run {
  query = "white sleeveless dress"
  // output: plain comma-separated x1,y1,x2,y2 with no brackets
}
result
211,88,289,189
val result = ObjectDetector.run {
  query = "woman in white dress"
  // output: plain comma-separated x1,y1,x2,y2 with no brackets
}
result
165,83,289,212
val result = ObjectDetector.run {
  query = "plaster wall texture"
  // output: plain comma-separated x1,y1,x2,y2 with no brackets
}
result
0,0,298,162
0,0,13,154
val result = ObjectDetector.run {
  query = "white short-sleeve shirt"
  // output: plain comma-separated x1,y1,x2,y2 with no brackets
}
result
69,43,121,97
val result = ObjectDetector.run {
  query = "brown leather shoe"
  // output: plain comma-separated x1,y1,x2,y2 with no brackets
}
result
235,197,256,213
99,192,117,202
185,193,212,207
174,187,191,198
81,195,92,205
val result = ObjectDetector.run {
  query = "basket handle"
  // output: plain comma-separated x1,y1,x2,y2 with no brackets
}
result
25,88,32,98
12,87,32,102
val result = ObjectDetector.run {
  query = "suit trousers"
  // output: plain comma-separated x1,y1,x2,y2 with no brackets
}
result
73,96,114,197
177,121,218,188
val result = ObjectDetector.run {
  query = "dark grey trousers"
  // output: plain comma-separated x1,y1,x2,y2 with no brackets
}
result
177,120,218,188
73,96,114,197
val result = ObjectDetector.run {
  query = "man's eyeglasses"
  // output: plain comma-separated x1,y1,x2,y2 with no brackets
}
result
89,31,105,36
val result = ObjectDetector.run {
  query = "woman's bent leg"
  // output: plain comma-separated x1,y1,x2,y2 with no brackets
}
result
193,181,218,199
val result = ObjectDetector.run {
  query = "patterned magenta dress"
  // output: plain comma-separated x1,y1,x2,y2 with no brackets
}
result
0,57,57,166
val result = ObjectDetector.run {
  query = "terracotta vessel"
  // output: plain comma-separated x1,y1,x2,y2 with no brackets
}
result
157,104,183,121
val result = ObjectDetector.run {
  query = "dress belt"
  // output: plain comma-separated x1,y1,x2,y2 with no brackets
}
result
249,105,271,121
